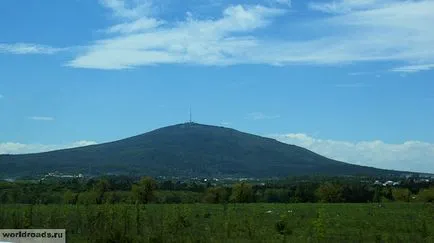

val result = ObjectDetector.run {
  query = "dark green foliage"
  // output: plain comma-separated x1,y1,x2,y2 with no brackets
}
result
132,177,157,204
382,187,394,202
373,187,382,203
291,183,318,203
94,179,111,204
392,188,411,202
341,183,375,203
154,191,202,204
0,176,432,242
418,187,434,202
256,189,291,203
1,176,433,205
63,190,78,204
76,192,99,205
203,186,229,203
0,123,405,178
315,182,345,203
230,182,254,203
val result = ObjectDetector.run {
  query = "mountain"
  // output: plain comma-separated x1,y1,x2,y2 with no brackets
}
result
0,123,405,178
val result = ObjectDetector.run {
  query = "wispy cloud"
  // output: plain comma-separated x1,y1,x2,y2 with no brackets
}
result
308,0,390,14
105,17,164,34
348,71,380,76
28,116,55,121
0,43,64,55
390,64,434,73
64,0,434,72
2,0,432,72
0,140,98,155
67,4,287,69
271,133,434,173
99,0,154,19
71,140,98,147
248,112,281,120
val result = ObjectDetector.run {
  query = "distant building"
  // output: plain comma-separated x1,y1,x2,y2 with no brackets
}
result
42,172,84,180
383,181,396,186
374,180,382,186
375,180,400,187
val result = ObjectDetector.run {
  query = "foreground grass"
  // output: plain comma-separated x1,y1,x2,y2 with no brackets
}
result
0,203,433,242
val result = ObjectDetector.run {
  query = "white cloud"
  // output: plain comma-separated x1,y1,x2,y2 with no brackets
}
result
271,133,434,173
308,0,389,14
99,0,153,19
28,116,55,121
65,0,434,72
248,112,281,120
66,4,287,69
71,140,98,147
390,64,434,73
105,17,164,33
0,0,428,72
0,140,98,155
0,43,64,55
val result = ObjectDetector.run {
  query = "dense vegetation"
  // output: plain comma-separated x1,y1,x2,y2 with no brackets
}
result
1,204,433,242
1,176,433,242
1,176,433,204
0,123,405,178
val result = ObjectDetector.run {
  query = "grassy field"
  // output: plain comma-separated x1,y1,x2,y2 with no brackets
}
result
1,203,433,242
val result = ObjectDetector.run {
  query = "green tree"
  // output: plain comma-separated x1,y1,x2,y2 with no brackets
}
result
132,177,157,204
203,187,229,203
341,183,374,203
230,182,253,203
63,190,78,204
76,191,99,205
103,191,121,204
160,180,175,190
392,188,411,202
315,182,344,203
269,189,290,203
291,183,317,203
382,187,394,202
94,179,111,204
418,187,434,202
373,187,382,203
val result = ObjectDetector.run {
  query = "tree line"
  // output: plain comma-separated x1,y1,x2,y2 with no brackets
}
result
0,176,433,205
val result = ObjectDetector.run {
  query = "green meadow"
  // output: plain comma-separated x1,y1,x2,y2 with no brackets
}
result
1,203,433,243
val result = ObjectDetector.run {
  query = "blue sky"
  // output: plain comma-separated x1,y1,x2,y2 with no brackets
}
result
0,0,433,173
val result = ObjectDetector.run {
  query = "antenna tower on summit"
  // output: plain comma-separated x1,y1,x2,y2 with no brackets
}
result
189,107,193,124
